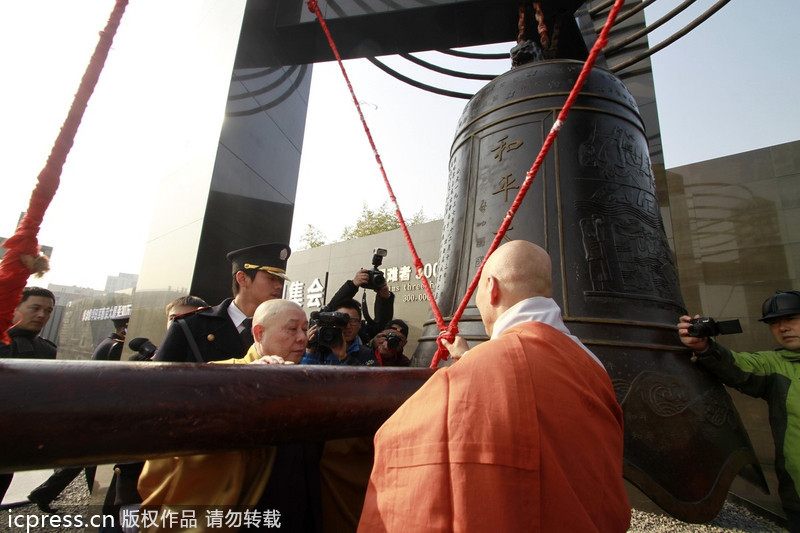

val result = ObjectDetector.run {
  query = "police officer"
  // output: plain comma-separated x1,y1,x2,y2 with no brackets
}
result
678,290,800,532
154,243,291,363
91,315,129,361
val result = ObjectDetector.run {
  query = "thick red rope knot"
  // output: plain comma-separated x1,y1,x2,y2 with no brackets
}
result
437,326,458,345
431,326,459,367
306,0,319,13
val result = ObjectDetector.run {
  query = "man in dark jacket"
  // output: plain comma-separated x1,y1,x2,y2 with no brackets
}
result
0,287,57,505
0,286,56,360
371,319,411,367
326,268,394,345
91,315,129,361
154,243,290,363
302,299,378,366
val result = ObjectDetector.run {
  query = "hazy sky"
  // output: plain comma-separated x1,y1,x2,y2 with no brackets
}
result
1,0,798,290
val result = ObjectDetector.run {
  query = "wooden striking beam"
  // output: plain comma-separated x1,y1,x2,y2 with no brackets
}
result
0,360,434,472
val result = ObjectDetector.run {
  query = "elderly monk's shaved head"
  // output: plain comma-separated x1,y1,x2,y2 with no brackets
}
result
252,299,308,363
477,241,553,335
483,240,552,300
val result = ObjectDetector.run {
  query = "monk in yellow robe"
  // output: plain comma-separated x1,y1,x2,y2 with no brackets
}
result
138,299,321,532
358,241,630,532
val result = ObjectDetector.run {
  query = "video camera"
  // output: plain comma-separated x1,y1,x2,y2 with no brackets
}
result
363,248,387,291
309,310,351,349
128,337,157,360
687,317,743,338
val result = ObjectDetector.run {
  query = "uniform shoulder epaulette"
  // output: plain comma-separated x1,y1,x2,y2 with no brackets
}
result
173,306,212,321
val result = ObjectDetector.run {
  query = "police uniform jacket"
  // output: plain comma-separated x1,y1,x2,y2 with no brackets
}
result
91,332,125,361
0,326,57,359
154,298,248,363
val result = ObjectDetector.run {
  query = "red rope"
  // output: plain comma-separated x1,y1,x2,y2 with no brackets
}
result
430,0,626,367
0,0,129,344
306,0,447,334
307,0,625,368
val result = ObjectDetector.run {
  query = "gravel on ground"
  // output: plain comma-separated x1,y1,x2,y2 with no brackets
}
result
1,476,789,532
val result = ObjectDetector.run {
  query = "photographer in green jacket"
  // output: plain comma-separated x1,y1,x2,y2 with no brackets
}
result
678,290,800,532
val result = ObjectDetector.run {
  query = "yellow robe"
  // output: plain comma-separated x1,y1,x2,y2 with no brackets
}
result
358,322,631,532
137,345,275,533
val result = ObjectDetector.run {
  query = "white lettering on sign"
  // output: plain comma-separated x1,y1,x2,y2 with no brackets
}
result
81,304,132,322
306,278,325,308
286,281,305,306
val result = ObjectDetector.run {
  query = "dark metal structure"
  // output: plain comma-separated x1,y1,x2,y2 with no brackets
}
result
410,58,766,522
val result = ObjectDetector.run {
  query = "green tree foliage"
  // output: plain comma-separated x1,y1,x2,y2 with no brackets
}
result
340,202,429,240
299,224,327,249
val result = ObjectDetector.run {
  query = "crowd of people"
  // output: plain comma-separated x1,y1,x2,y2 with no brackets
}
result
1,239,798,532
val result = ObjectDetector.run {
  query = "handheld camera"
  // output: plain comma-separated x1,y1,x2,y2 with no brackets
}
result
309,310,350,349
687,317,743,338
363,248,388,291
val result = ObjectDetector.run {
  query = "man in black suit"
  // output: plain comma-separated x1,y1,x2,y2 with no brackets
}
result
91,315,129,361
0,287,57,505
154,243,291,363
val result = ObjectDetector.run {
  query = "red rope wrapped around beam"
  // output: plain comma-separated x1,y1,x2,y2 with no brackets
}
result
432,0,627,367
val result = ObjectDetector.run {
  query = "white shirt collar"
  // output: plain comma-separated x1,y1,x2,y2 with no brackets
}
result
227,301,248,332
491,296,604,368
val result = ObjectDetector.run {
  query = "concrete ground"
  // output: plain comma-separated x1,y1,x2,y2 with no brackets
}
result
2,466,113,507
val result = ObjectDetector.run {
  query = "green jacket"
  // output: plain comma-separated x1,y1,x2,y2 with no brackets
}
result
697,340,800,511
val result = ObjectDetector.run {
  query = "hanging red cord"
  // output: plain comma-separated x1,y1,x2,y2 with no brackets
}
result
306,0,448,336
307,0,625,368
430,0,626,367
0,0,129,344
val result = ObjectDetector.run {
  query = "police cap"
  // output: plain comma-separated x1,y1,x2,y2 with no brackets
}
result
111,315,130,329
226,243,291,281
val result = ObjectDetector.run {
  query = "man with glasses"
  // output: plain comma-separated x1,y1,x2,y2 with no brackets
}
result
302,298,378,366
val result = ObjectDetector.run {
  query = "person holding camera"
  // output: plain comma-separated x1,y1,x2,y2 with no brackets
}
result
302,299,378,366
327,251,394,345
678,290,800,531
371,319,411,367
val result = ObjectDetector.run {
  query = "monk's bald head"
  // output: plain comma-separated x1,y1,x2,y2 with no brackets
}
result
476,241,553,334
483,240,552,299
253,299,304,328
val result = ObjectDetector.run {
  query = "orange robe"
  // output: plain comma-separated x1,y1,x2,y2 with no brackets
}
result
358,321,630,532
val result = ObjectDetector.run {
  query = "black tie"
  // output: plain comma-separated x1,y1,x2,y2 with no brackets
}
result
240,317,254,348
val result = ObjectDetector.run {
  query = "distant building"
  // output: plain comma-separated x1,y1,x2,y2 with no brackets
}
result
105,272,139,293
47,284,103,306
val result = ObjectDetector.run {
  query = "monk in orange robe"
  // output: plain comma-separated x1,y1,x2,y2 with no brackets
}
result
358,241,630,532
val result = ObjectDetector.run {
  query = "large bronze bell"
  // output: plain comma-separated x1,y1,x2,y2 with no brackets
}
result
413,59,765,522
